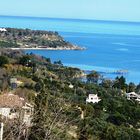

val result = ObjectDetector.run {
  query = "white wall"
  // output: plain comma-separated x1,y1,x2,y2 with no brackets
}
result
0,108,10,117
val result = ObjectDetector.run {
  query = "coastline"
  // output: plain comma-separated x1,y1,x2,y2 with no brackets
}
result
11,47,86,51
0,27,86,51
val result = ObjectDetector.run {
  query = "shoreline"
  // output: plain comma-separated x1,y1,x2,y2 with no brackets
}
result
10,47,86,51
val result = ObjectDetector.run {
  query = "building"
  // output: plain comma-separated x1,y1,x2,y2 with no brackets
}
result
86,94,101,104
0,28,7,32
10,78,23,89
126,92,140,103
0,93,33,125
69,84,74,89
10,78,18,89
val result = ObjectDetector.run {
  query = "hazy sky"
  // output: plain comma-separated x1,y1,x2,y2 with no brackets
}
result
0,0,140,22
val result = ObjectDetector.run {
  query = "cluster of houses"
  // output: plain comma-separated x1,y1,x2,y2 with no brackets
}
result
86,92,140,105
0,78,139,128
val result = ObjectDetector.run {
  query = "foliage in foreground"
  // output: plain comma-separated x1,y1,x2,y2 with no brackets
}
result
0,49,140,140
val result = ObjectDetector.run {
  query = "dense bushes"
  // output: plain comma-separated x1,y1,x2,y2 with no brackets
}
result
0,40,19,48
0,55,9,67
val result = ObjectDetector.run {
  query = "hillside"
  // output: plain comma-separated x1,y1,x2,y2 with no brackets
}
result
0,28,84,50
0,49,140,140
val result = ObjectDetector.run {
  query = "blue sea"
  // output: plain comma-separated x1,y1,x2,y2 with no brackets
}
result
1,15,140,84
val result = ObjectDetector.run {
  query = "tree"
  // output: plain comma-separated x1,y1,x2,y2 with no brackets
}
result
127,82,136,92
34,82,44,92
136,83,140,94
29,90,70,140
107,112,127,126
105,124,117,140
54,60,63,66
0,56,9,67
113,76,126,90
87,71,100,84
101,79,113,89
19,55,31,66
29,89,48,140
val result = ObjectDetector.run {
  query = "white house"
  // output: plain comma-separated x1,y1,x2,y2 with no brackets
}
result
0,28,7,32
0,93,33,125
69,84,74,89
86,94,101,104
126,92,140,103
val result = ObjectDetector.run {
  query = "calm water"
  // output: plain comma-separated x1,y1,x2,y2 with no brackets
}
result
1,16,140,84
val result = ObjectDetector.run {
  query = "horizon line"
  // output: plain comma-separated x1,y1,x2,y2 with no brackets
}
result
1,14,140,24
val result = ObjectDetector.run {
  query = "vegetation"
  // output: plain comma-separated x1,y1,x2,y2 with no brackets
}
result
0,56,9,67
0,28,82,49
0,40,19,48
0,49,139,140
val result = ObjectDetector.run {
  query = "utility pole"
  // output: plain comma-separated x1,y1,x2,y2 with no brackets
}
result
0,122,3,140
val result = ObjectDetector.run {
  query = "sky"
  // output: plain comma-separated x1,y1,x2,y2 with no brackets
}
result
0,0,140,22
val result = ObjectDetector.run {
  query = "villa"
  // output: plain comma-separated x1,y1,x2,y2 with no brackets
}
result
126,92,140,103
0,93,33,125
0,28,7,32
86,94,101,104
69,84,74,89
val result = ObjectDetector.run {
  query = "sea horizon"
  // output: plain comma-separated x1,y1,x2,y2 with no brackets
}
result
0,15,140,84
1,1,140,139
1,15,140,26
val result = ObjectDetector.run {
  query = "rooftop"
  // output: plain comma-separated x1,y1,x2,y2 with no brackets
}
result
0,28,7,32
0,93,25,108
